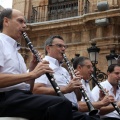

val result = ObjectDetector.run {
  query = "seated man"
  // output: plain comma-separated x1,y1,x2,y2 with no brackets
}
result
33,35,101,120
0,8,73,120
72,56,114,115
92,64,120,120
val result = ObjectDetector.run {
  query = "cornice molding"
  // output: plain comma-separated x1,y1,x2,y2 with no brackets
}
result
26,8,120,31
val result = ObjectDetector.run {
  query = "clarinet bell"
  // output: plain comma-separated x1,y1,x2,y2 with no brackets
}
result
89,109,98,116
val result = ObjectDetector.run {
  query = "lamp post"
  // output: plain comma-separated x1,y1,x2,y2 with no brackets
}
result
71,54,80,63
106,50,118,66
87,42,100,88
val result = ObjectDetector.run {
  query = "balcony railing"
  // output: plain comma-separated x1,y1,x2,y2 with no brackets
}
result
28,0,90,23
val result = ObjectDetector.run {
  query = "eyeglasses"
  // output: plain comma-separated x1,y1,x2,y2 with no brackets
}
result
82,65,93,69
49,44,68,49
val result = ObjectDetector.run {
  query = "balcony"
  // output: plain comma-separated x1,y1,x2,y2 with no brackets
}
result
28,0,90,23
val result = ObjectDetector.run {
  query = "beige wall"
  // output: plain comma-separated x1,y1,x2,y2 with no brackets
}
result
0,5,4,11
13,0,120,75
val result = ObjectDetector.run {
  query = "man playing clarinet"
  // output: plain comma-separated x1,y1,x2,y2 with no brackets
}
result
33,35,101,120
92,64,120,120
0,8,74,120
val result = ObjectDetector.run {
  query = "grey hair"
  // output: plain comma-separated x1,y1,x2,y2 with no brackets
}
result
73,56,90,69
44,35,64,55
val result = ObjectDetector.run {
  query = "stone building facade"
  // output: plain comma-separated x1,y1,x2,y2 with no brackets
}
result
12,0,120,80
0,5,4,12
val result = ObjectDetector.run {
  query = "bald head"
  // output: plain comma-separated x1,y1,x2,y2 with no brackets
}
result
0,8,26,41
12,9,24,16
0,8,24,32
0,8,12,31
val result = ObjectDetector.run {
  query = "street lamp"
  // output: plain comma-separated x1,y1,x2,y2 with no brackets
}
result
87,42,100,88
71,54,80,63
87,42,100,65
106,50,118,66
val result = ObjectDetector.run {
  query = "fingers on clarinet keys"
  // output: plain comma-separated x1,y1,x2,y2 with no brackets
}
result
36,62,54,75
74,70,83,79
37,52,44,60
117,101,120,107
80,85,86,91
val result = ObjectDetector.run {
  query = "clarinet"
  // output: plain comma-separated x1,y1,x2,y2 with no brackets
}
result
91,74,120,115
22,32,64,97
118,81,120,88
62,53,98,116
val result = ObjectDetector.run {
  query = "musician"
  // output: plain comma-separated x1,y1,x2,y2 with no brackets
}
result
92,64,120,120
72,57,113,114
33,35,101,120
0,8,74,120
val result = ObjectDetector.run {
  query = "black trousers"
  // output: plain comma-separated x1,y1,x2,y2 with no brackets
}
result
102,117,120,120
0,89,73,120
0,89,101,120
72,110,101,120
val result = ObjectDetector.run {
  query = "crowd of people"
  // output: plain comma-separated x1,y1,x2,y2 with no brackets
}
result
0,8,120,120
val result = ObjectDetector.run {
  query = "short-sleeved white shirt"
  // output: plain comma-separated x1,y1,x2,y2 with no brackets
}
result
81,79,95,102
35,56,78,107
80,79,96,115
0,33,30,92
91,80,120,119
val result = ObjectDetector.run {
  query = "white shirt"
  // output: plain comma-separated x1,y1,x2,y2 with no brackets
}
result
91,80,120,119
81,79,95,102
0,33,30,92
35,56,78,107
80,79,96,115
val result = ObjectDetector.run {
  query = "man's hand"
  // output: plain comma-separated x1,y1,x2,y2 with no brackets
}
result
74,70,83,79
31,60,54,79
29,52,43,71
116,101,120,107
64,76,82,93
99,89,109,101
100,95,115,106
